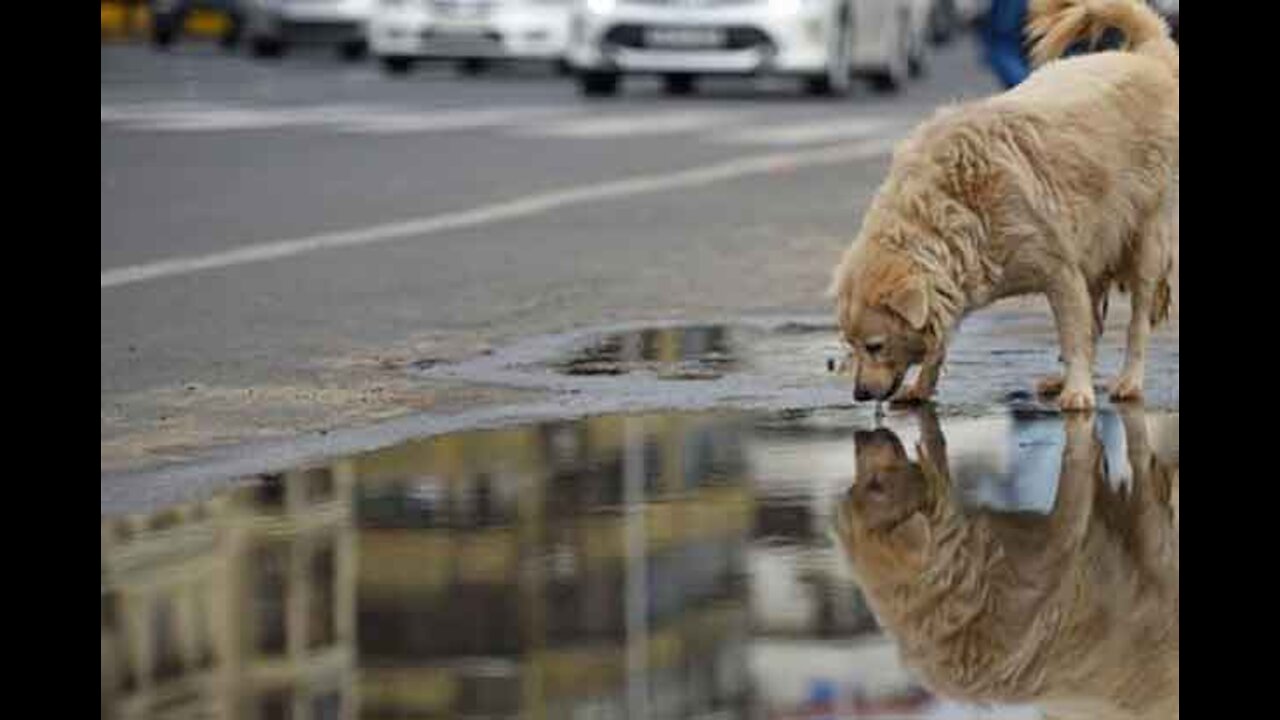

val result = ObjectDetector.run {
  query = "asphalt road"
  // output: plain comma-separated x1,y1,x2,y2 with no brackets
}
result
102,35,1026,476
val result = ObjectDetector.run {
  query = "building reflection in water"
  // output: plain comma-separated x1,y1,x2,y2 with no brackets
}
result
103,403,1173,719
102,412,762,720
101,464,357,720
353,413,754,719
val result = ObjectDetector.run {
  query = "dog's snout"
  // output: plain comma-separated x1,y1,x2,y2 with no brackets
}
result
854,386,874,402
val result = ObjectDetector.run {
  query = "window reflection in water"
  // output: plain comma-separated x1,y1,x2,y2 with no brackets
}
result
101,406,1176,720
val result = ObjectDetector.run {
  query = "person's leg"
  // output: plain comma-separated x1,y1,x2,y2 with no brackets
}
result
982,0,1030,87
987,38,1030,87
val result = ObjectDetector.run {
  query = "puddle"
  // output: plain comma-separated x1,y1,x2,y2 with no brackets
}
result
402,316,1179,416
553,325,740,380
102,405,1176,720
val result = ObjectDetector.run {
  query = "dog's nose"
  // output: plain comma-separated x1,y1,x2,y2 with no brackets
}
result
854,387,873,402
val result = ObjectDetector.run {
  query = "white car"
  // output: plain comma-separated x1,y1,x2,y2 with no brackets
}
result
368,0,574,74
565,0,924,97
851,0,931,90
245,0,377,59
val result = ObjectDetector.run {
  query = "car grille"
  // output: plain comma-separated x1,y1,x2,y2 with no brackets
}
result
622,0,759,7
602,24,772,51
430,0,498,18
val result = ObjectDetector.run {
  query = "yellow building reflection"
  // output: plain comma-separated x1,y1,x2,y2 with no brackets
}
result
353,412,754,719
102,463,357,720
102,411,754,720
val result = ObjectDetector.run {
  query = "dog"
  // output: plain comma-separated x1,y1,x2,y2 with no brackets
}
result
829,0,1178,411
834,406,1178,720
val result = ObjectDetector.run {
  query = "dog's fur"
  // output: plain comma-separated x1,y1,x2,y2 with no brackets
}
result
835,407,1178,719
830,0,1178,410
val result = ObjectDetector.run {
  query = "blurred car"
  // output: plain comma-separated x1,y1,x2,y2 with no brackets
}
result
149,0,244,48
565,0,924,97
243,0,376,59
368,0,574,75
952,0,987,25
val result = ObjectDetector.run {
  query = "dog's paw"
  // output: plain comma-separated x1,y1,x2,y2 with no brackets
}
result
1109,375,1145,403
1057,385,1096,412
890,385,933,406
1035,374,1066,397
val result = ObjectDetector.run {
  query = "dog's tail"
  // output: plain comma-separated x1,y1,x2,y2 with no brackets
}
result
1027,0,1177,77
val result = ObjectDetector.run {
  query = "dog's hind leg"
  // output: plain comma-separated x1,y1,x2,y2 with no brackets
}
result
1110,214,1172,402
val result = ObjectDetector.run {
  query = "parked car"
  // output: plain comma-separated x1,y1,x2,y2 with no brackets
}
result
243,0,376,59
565,0,923,97
149,0,244,48
368,0,574,75
952,0,987,25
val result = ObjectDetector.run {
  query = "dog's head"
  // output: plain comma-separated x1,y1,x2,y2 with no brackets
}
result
830,247,932,401
835,428,940,585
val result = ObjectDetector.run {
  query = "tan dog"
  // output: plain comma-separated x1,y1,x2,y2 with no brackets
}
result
830,0,1178,410
835,407,1178,720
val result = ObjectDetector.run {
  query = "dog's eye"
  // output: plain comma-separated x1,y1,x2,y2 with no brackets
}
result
865,341,884,356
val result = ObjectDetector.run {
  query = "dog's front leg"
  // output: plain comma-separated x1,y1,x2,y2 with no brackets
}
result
892,346,946,405
1046,272,1097,411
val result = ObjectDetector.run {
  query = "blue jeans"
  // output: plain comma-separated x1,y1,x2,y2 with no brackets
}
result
981,0,1030,88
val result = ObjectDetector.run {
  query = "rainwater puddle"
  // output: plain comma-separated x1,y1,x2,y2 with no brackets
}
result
102,404,1176,719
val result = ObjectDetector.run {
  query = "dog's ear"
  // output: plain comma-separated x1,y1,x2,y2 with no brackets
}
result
885,278,929,330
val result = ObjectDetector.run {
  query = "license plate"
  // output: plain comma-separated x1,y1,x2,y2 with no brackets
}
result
644,27,725,48
433,1,491,18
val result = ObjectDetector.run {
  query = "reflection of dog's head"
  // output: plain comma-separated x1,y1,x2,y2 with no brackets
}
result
836,429,940,584
830,245,931,401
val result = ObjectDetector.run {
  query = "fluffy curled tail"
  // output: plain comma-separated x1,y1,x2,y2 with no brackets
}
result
1027,0,1178,77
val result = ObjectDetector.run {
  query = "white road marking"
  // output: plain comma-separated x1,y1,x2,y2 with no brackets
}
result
101,133,903,290
509,109,749,139
717,116,907,146
329,106,576,134
100,102,582,134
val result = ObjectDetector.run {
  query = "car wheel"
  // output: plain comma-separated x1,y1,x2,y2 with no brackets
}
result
381,56,415,75
928,0,957,44
804,8,852,97
869,9,910,93
219,24,242,50
578,70,620,97
251,36,285,58
909,15,928,77
150,15,177,48
339,40,368,61
663,73,697,95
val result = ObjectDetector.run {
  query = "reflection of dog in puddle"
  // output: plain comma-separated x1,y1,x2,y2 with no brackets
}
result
835,406,1177,720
